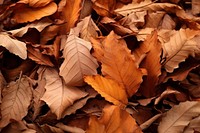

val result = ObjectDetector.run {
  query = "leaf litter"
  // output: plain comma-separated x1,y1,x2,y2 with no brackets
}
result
0,0,200,132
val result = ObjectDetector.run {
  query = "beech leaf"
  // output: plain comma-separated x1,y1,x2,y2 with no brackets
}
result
0,76,33,128
161,28,200,72
158,101,200,133
41,68,88,119
84,75,128,108
59,29,98,86
91,31,144,97
0,32,27,59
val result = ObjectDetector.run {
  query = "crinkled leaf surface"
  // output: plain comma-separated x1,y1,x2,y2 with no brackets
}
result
59,29,98,86
41,67,88,119
84,75,128,108
91,31,144,97
0,32,27,59
158,101,200,133
0,76,32,128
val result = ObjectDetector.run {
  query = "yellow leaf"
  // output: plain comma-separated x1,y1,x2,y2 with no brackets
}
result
12,2,57,23
91,31,144,97
86,105,143,133
84,75,128,108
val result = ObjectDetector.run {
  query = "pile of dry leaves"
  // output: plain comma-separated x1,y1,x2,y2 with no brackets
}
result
0,0,200,132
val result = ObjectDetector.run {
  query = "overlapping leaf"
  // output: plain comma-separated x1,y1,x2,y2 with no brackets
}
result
59,29,98,86
161,28,200,72
86,105,143,133
9,18,52,37
41,67,88,119
84,75,128,108
12,2,57,23
59,0,82,33
0,76,32,128
0,32,27,59
158,101,200,133
134,31,162,97
91,31,144,97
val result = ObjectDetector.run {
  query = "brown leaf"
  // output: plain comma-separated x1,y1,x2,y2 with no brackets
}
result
0,76,33,128
92,0,116,17
41,124,64,133
84,75,128,108
161,28,200,72
56,123,85,133
158,101,200,133
86,105,143,133
91,31,144,97
59,29,98,86
0,32,27,59
19,0,53,7
41,67,88,119
74,15,101,41
8,18,52,37
12,2,57,23
27,45,54,66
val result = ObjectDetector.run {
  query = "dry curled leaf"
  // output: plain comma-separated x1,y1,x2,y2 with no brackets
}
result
0,32,27,59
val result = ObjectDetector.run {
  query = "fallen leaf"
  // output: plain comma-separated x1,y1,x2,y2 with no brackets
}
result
91,31,144,97
86,105,143,133
19,0,53,7
158,101,200,133
32,67,46,120
59,29,98,86
41,67,88,119
12,2,57,23
0,76,32,128
140,114,162,130
84,75,128,108
192,0,200,15
56,123,85,133
59,0,82,33
8,18,52,37
92,0,116,17
184,115,200,132
134,31,162,97
74,15,101,41
27,45,54,66
161,28,200,72
62,86,97,116
41,124,64,133
0,32,27,59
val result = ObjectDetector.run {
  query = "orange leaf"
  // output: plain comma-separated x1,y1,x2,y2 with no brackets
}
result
86,105,143,133
134,31,162,97
12,2,57,23
91,31,144,97
59,0,82,33
84,75,128,108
